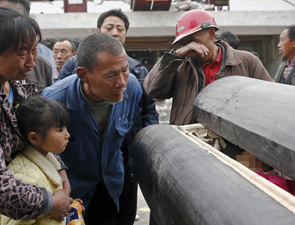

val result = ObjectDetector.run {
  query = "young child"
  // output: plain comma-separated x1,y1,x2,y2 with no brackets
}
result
1,96,71,225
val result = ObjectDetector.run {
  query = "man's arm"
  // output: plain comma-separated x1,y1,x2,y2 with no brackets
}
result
132,65,159,127
143,50,184,100
141,89,159,127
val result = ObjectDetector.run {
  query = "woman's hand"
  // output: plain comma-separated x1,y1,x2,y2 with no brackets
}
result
50,189,73,221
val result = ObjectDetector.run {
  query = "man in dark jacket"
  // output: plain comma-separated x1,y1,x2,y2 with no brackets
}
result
58,9,159,225
275,25,295,85
144,9,273,126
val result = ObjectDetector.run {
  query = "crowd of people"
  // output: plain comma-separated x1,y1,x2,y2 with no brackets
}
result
0,1,294,225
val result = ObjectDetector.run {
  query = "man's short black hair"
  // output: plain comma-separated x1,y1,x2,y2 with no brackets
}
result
217,31,240,49
77,33,124,73
287,25,295,41
97,9,130,32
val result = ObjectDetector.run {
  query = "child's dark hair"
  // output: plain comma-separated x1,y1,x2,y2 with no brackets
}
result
15,96,69,139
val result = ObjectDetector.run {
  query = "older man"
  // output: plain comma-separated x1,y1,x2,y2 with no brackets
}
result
58,9,159,224
144,9,273,126
52,39,76,81
42,33,142,225
275,25,295,85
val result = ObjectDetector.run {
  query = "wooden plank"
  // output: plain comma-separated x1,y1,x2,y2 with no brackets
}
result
132,124,295,225
194,76,295,179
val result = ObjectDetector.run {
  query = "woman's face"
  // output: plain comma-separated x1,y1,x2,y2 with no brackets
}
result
0,41,38,83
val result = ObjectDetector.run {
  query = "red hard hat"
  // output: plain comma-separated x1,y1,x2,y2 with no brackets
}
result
172,9,219,45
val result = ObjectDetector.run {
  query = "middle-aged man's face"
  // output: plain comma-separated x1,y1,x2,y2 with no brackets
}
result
0,41,37,83
97,16,127,44
78,50,129,103
53,40,75,71
180,28,216,62
278,29,295,60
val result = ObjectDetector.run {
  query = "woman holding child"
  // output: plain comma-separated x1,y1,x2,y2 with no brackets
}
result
0,6,72,222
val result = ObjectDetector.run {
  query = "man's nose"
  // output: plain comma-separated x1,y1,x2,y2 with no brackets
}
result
57,52,63,58
278,41,283,48
111,28,119,37
115,73,127,88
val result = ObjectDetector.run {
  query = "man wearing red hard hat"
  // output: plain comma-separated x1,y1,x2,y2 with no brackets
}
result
144,9,273,126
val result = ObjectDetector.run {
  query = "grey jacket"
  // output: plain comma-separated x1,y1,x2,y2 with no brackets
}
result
26,55,53,96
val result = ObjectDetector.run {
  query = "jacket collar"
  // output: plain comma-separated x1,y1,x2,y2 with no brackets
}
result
65,76,129,135
215,39,242,67
22,145,62,186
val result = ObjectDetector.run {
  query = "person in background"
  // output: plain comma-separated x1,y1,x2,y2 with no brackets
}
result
27,55,53,95
42,33,142,225
275,25,295,85
58,9,159,224
1,96,72,225
0,7,72,221
52,39,76,82
0,0,53,95
217,31,261,59
216,31,239,49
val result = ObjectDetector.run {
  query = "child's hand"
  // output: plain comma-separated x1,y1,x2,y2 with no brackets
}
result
74,199,85,211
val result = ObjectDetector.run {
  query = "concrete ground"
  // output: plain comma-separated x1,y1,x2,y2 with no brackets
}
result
135,188,150,225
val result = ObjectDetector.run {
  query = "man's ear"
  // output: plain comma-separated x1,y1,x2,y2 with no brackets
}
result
77,67,89,84
96,28,100,33
209,27,216,40
27,132,40,146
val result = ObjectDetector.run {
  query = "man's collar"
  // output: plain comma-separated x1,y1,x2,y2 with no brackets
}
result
286,59,295,67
